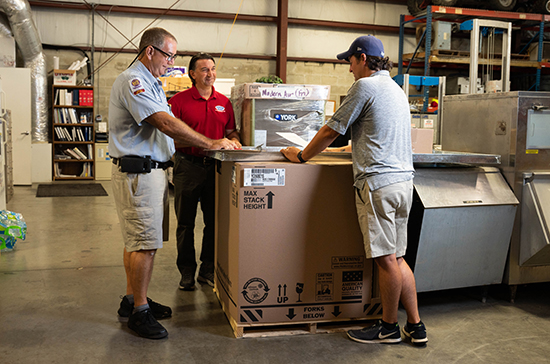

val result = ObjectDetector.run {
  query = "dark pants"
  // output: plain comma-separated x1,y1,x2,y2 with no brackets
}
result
173,153,216,275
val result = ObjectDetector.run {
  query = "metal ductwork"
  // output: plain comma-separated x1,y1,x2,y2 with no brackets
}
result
0,0,47,143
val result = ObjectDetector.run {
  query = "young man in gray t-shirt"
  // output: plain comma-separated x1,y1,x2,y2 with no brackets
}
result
282,35,427,346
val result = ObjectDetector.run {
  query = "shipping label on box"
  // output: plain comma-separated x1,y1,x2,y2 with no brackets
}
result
243,168,285,187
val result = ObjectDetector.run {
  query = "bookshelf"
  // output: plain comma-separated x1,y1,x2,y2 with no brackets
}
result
52,85,95,180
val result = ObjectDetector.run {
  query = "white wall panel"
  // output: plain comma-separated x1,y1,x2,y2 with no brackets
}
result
288,27,416,61
289,0,376,24
33,9,276,55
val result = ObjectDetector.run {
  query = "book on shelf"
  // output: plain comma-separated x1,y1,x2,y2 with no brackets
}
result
77,128,84,142
87,144,93,159
73,147,87,159
64,148,81,159
68,109,78,124
54,162,78,178
61,127,72,141
55,88,93,107
80,162,93,177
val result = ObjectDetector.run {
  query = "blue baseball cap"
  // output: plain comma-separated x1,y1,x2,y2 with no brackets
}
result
337,35,385,61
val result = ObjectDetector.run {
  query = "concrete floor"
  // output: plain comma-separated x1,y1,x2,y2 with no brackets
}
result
1,181,550,364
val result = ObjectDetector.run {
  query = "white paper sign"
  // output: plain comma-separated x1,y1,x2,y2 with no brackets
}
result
258,86,313,100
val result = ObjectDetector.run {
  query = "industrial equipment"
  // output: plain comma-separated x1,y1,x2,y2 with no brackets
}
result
442,91,550,299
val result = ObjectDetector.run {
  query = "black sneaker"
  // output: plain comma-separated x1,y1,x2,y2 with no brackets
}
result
402,321,428,346
179,266,196,291
347,321,402,344
127,309,168,339
197,271,214,287
117,296,172,321
198,262,214,287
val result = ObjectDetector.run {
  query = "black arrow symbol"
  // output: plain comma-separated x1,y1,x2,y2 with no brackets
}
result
332,305,341,317
266,191,275,208
286,308,296,320
278,284,282,296
283,284,287,295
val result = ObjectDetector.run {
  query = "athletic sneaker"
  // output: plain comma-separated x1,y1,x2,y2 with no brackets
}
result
347,321,402,344
127,309,168,339
197,263,214,287
402,321,428,346
117,296,172,321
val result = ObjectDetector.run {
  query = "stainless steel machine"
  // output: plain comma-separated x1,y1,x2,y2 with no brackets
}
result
406,166,518,293
442,91,550,298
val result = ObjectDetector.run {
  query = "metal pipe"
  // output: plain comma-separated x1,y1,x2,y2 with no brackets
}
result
0,0,47,143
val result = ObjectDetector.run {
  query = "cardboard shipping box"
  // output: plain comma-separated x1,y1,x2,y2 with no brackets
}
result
53,69,76,86
215,160,379,336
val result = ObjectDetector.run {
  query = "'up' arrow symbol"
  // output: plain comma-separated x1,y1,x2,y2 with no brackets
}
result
266,191,275,209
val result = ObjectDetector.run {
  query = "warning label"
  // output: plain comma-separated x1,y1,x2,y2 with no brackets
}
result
342,271,363,300
243,168,285,187
315,273,333,302
331,256,365,269
302,306,325,319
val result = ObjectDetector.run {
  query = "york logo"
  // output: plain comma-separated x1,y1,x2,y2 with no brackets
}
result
275,114,297,121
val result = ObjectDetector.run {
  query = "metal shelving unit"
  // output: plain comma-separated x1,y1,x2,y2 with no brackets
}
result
398,5,550,107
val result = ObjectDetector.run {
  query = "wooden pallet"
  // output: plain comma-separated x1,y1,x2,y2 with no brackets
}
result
217,294,383,338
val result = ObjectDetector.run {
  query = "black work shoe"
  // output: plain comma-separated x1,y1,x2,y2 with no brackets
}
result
198,262,214,287
347,321,402,344
127,309,168,339
197,270,214,287
118,296,172,321
402,321,428,346
179,267,196,291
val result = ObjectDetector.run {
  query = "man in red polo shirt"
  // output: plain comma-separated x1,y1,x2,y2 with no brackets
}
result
169,53,241,290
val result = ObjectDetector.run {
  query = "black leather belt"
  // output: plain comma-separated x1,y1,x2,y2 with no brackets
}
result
111,157,173,170
176,151,214,165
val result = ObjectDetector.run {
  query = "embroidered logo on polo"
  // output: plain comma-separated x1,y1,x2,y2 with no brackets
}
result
215,105,226,112
129,78,145,95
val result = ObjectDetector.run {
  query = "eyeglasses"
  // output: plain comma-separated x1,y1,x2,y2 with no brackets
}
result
151,45,177,62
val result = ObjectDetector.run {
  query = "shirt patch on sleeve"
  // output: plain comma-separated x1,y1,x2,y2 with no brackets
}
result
129,78,146,95
215,105,226,112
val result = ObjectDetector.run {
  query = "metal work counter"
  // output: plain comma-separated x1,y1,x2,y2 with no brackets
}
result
205,147,501,166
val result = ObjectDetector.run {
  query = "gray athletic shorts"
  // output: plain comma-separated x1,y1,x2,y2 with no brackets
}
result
355,179,413,259
111,164,168,252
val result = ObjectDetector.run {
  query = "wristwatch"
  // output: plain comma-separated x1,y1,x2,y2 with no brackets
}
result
297,150,307,163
